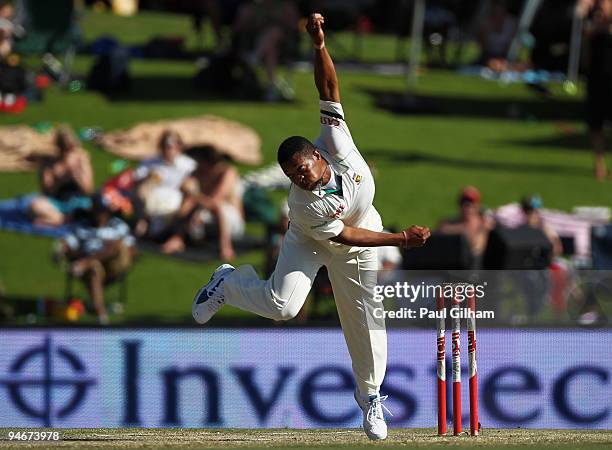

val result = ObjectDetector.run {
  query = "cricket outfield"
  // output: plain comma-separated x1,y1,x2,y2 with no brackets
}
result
1,428,611,450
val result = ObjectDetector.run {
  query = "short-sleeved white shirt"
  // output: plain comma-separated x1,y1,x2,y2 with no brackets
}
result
135,154,196,190
287,100,383,252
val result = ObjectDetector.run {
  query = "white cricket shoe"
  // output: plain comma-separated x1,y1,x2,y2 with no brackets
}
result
192,264,235,324
354,390,391,440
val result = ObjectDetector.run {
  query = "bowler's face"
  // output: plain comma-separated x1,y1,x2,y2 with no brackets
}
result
281,151,324,191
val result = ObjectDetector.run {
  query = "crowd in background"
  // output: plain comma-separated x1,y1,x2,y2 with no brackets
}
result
14,124,245,323
0,0,611,325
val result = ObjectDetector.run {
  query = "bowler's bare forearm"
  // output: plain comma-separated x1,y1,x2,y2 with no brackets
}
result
308,13,340,102
314,46,340,103
330,226,403,247
331,224,430,249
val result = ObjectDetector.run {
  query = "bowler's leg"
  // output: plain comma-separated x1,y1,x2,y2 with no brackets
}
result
223,230,328,320
327,247,387,397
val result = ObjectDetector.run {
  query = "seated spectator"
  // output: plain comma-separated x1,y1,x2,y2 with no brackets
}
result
57,194,135,325
232,0,300,101
0,1,27,112
0,0,17,58
504,195,561,322
133,130,196,239
476,0,517,69
161,146,245,260
438,186,495,260
28,126,94,226
521,194,563,257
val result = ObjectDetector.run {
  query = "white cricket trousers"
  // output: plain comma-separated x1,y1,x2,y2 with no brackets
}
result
224,228,387,397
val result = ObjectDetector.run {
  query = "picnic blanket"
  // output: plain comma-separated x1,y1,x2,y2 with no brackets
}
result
97,115,262,165
0,195,70,238
0,126,58,172
0,195,265,259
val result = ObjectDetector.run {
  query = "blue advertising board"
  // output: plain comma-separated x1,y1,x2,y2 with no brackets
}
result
0,329,609,429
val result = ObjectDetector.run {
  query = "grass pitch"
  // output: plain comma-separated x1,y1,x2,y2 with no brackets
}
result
1,428,611,450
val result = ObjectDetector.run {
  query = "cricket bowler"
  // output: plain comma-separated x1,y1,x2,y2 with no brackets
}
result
192,13,431,440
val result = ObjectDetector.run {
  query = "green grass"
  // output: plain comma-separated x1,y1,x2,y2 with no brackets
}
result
1,9,611,324
1,428,611,449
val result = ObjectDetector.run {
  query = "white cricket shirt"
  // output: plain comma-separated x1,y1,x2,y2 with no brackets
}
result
287,100,383,252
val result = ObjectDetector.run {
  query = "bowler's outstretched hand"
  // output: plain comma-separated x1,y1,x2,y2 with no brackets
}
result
402,225,431,249
307,13,325,48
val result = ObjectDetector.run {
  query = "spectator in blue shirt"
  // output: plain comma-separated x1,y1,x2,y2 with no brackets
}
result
57,194,135,324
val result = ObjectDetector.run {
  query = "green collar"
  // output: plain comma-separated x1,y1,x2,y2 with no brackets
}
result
322,174,343,196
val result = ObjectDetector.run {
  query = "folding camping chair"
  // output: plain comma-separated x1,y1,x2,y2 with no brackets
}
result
64,269,130,312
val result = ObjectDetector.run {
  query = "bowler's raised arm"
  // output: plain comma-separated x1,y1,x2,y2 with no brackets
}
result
307,13,340,103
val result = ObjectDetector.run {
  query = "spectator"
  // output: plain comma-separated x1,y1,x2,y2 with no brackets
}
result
133,130,196,239
476,0,517,69
57,194,135,325
0,0,17,58
580,0,612,180
438,186,495,260
232,0,300,101
161,146,244,261
504,194,560,322
28,126,94,226
520,194,563,257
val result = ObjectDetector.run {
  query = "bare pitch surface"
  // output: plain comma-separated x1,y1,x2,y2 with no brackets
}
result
1,429,612,450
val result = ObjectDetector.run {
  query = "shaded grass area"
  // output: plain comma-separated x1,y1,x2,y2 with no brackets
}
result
1,428,611,450
1,10,611,324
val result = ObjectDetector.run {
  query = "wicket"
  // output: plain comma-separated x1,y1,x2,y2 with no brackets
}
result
437,287,479,436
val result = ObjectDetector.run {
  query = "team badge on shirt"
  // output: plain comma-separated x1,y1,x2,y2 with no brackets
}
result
353,174,362,185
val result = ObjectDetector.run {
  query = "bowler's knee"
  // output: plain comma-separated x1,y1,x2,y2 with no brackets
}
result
275,303,301,321
268,288,302,321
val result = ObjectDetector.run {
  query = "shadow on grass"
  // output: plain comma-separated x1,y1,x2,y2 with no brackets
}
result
498,132,592,153
107,75,201,102
98,75,298,104
137,235,265,264
360,87,585,121
365,148,590,177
